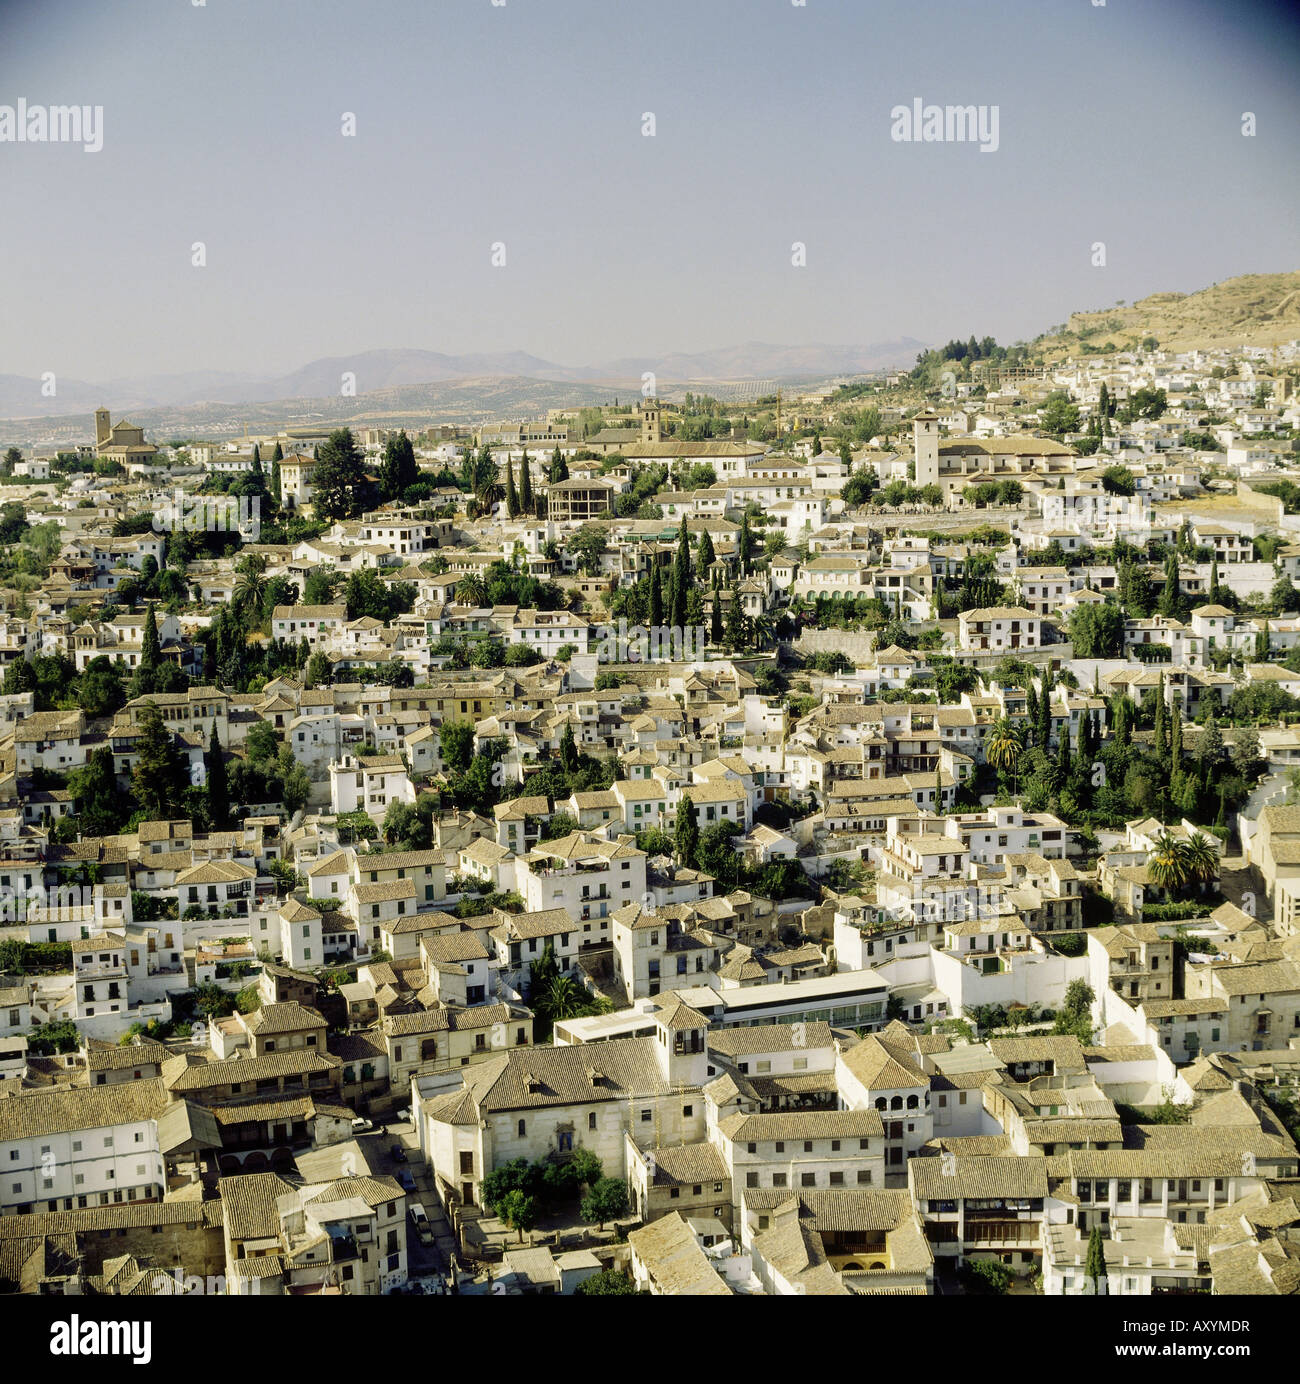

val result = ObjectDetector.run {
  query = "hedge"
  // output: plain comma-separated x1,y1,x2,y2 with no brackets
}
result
1141,901,1216,922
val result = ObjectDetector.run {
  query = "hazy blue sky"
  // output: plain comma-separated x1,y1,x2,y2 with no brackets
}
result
2,0,1297,380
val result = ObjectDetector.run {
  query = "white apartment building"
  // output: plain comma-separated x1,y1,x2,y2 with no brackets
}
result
271,604,348,649
0,1081,168,1216
517,832,647,938
329,754,416,822
958,606,1042,653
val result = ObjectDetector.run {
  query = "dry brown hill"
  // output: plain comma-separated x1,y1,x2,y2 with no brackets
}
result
1034,271,1300,360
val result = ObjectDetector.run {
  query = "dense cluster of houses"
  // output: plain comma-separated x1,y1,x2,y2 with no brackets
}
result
0,339,1298,1298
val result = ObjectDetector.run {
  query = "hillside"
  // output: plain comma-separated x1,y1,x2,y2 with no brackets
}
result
1032,271,1300,360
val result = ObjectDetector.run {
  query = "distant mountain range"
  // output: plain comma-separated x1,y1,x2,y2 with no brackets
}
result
0,339,927,428
7,269,1298,437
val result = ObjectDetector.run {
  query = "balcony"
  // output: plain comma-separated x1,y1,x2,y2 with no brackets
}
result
76,960,126,979
965,1221,1041,1248
326,1232,359,1263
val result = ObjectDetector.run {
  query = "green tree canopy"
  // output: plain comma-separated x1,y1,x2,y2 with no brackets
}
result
312,427,368,521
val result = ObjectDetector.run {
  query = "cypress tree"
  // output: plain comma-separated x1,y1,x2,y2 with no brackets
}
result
251,443,263,477
725,585,745,651
1057,725,1072,783
132,701,182,821
272,441,283,463
141,605,161,674
696,528,715,573
1209,557,1219,603
738,511,753,575
1199,708,1223,775
1037,675,1052,750
560,722,578,776
710,577,723,644
550,446,567,483
519,453,533,514
675,793,699,867
1158,553,1178,616
206,721,229,829
649,563,663,628
671,522,691,630
1085,1224,1107,1293
1154,672,1167,759
505,457,519,517
1171,694,1182,766
270,457,282,507
1025,683,1041,749
379,429,418,502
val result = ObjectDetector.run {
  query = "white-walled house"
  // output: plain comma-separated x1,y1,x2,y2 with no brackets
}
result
415,995,710,1208
0,1080,169,1216
517,832,647,939
329,754,415,822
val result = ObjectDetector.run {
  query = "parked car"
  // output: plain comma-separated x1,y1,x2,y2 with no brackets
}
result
350,1117,373,1133
391,1144,407,1163
409,1204,434,1247
396,1169,417,1192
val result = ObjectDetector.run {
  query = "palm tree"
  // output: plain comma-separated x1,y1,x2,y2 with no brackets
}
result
750,613,776,651
986,718,1022,773
233,554,268,618
1149,831,1192,897
456,573,487,607
466,449,497,494
476,478,504,511
542,975,589,1023
986,718,1024,797
1183,833,1219,892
